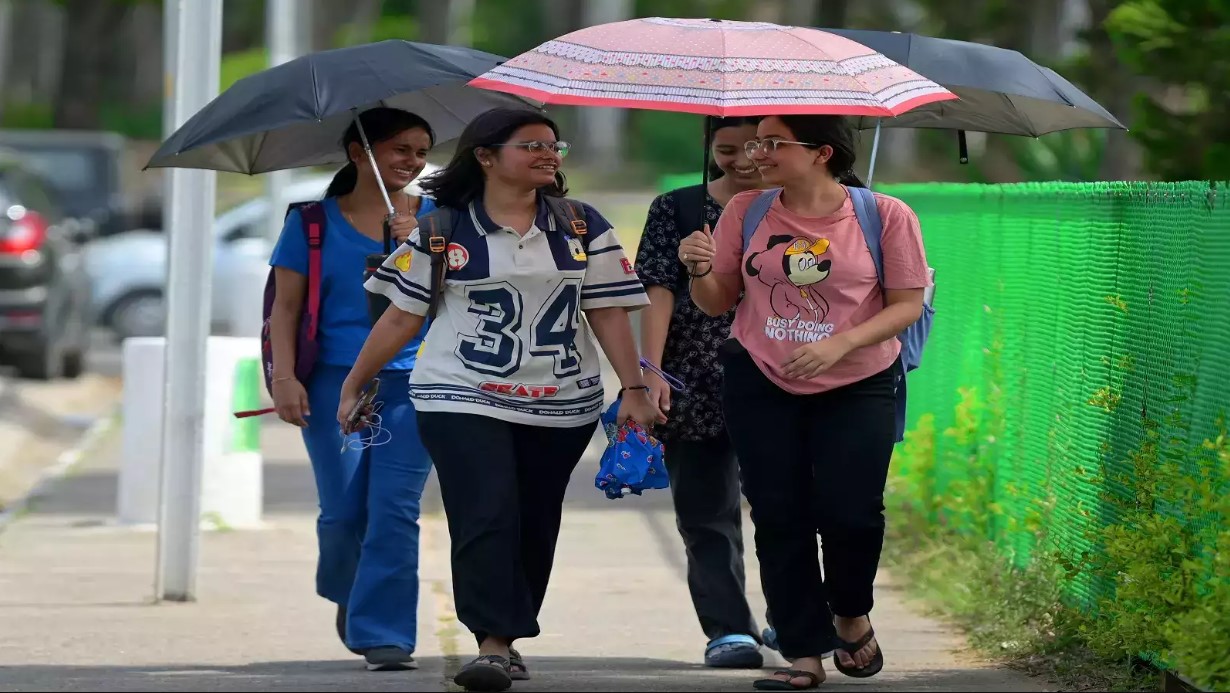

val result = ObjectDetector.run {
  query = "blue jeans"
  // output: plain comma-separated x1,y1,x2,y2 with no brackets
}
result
301,364,432,653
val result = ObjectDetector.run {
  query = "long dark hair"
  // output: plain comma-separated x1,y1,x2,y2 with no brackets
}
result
771,115,865,187
420,107,567,209
706,115,759,179
325,107,436,198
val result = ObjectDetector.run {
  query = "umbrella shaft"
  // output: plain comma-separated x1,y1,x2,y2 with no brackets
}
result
352,110,397,219
867,119,882,189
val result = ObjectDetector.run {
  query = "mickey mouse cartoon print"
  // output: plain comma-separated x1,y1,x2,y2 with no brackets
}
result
746,234,832,321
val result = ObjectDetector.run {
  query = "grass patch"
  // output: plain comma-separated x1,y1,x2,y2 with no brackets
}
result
883,524,1158,692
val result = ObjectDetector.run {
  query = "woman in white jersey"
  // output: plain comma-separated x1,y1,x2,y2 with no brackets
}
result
339,107,665,692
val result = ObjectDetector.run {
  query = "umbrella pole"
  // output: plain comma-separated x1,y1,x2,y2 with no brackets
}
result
352,109,398,255
866,118,882,190
701,116,713,194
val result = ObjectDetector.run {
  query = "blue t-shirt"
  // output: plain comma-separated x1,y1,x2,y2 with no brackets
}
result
269,195,435,371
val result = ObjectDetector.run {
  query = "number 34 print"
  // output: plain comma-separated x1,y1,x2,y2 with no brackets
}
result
456,279,582,378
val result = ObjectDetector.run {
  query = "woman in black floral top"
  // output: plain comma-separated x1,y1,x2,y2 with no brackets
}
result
635,116,771,669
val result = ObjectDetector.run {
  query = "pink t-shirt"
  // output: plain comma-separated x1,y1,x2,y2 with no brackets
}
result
711,187,932,395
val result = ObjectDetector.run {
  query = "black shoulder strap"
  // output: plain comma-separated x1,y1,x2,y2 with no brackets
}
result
543,196,590,251
671,184,708,242
420,206,457,321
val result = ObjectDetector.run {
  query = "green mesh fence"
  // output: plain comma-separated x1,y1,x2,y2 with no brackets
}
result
879,181,1230,617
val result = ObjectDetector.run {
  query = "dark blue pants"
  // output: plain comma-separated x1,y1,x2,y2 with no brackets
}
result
301,365,432,653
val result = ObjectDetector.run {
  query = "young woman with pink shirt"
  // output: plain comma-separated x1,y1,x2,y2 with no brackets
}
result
679,115,932,691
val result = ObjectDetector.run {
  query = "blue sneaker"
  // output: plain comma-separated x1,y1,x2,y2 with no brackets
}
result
705,634,764,669
762,627,780,653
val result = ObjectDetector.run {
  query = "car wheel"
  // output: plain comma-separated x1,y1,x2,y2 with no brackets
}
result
62,349,86,379
108,289,165,341
13,335,64,381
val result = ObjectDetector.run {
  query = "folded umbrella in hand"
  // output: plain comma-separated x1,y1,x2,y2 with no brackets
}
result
594,396,669,500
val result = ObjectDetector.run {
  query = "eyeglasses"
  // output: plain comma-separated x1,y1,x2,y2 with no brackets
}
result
492,141,571,158
744,139,817,157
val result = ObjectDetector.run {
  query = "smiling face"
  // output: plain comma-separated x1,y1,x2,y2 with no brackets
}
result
479,124,564,191
351,126,433,191
748,116,834,187
711,122,761,187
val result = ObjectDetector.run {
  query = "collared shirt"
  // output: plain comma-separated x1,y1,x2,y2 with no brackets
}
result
364,194,649,427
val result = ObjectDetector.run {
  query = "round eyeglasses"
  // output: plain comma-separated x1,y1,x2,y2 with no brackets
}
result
492,141,571,158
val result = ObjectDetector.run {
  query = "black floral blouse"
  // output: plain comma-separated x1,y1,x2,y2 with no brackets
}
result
634,185,735,442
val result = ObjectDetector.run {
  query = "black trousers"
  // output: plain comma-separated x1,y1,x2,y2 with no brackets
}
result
662,435,761,643
720,343,897,660
417,410,596,643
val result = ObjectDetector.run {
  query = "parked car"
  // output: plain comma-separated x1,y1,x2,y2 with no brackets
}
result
0,129,135,238
0,153,95,379
88,166,439,340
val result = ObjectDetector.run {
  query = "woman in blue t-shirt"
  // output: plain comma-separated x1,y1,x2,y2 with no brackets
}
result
267,107,436,672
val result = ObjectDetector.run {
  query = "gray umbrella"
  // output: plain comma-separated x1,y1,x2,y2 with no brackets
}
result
822,28,1125,136
145,40,541,176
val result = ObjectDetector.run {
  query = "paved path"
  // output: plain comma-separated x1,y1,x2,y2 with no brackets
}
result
0,391,1053,691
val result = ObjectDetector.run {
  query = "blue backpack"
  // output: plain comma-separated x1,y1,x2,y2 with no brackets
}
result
741,185,935,443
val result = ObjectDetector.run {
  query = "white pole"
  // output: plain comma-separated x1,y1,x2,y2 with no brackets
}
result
264,0,297,242
155,0,224,603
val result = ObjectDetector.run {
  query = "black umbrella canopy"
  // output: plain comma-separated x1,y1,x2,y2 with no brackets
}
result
146,40,543,174
821,28,1125,136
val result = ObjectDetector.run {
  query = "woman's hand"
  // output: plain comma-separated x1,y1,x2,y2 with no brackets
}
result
781,335,855,379
677,223,715,274
646,370,672,414
336,381,368,435
272,377,310,427
617,387,668,427
389,212,419,244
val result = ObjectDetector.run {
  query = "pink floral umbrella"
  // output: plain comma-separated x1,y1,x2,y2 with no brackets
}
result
469,17,958,117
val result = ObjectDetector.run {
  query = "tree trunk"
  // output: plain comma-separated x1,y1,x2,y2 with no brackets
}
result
813,0,845,27
0,0,12,121
419,0,451,43
7,0,63,107
53,0,130,129
309,0,352,51
350,0,384,44
1085,0,1143,180
576,0,632,168
540,0,573,39
122,2,163,106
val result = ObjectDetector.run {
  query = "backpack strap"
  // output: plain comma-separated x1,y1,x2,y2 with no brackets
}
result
671,184,708,243
421,206,457,321
297,202,326,340
742,188,781,253
544,196,590,251
848,185,885,288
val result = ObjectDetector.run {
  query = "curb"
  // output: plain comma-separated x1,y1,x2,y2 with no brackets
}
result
0,407,120,534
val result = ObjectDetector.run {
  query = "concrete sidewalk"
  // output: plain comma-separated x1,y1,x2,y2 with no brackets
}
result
0,419,1052,692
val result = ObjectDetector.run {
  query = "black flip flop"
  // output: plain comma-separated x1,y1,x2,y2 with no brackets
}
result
832,624,884,678
753,669,823,690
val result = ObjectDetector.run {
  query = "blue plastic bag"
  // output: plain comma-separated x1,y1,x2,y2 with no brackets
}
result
593,360,685,500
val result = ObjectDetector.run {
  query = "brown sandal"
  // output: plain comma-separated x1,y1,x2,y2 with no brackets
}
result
753,669,823,690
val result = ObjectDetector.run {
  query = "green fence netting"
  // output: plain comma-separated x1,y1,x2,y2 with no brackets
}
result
879,181,1229,680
